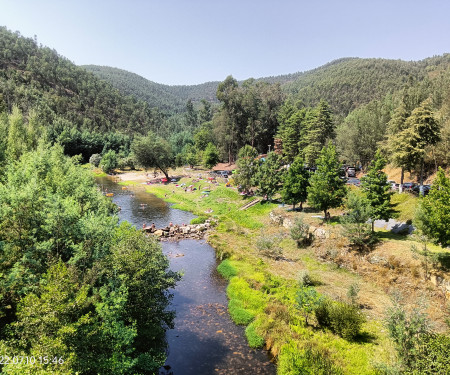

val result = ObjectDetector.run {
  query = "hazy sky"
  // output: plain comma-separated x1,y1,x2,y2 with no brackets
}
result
1,0,449,85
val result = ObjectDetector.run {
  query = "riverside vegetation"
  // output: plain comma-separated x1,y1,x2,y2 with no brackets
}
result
1,25,450,374
125,158,450,374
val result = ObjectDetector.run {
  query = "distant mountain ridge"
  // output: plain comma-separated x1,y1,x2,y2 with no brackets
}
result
83,54,450,117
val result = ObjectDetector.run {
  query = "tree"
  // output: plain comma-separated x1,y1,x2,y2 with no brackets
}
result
234,145,258,194
307,143,347,220
100,149,118,174
281,155,309,210
131,132,173,179
303,100,335,167
416,168,450,246
341,191,376,249
203,142,220,169
385,102,411,192
254,152,284,200
360,150,396,232
405,98,440,194
185,99,198,129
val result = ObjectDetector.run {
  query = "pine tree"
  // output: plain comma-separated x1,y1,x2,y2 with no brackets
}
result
307,142,346,220
281,155,309,210
235,145,258,194
303,100,334,166
254,152,284,200
361,150,396,232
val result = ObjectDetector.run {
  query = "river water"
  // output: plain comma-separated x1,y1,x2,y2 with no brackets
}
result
96,176,275,375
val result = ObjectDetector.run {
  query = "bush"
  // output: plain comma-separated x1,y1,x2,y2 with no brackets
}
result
315,299,366,340
190,216,207,225
256,234,282,259
228,299,255,325
117,155,135,169
217,259,238,280
89,153,102,167
278,341,344,375
290,216,313,246
99,149,118,174
245,321,265,348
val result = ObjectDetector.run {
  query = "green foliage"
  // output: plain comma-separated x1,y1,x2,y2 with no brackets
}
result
290,216,312,247
190,216,207,225
217,259,238,280
278,342,344,375
235,145,259,193
411,333,450,374
307,142,347,219
337,96,393,167
227,277,265,325
0,145,178,374
315,299,366,340
302,100,335,166
385,293,432,371
296,286,324,325
0,27,160,135
89,153,102,167
281,155,310,209
100,149,118,173
254,152,284,200
341,191,377,249
416,168,450,246
131,131,173,178
245,321,265,348
202,142,220,169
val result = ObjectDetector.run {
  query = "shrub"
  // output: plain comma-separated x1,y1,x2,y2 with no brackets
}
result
245,321,265,348
290,216,313,246
217,259,238,280
256,234,282,259
89,153,102,167
296,286,324,325
278,341,344,375
315,299,366,340
190,216,207,225
99,149,118,174
328,301,366,340
228,299,255,325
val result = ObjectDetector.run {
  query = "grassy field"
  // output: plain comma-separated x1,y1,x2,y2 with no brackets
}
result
119,171,448,374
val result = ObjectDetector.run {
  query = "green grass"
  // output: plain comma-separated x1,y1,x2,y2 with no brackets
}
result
217,259,238,280
245,321,265,348
391,192,418,222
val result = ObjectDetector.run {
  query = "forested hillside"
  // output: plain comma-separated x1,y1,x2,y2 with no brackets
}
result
83,65,219,113
0,27,161,135
84,55,450,121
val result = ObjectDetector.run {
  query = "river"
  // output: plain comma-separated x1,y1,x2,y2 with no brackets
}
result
96,176,275,375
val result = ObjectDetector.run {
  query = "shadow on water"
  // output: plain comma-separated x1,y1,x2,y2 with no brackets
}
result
96,176,275,375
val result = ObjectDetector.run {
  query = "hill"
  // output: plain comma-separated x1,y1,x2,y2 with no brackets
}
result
82,65,220,114
0,26,159,135
83,55,450,119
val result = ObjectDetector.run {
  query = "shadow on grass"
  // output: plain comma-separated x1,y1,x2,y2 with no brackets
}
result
353,330,378,344
432,252,450,272
376,231,410,242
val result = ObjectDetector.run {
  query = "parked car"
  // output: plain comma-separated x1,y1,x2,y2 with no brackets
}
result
402,182,416,191
412,184,431,195
347,167,356,177
391,182,400,191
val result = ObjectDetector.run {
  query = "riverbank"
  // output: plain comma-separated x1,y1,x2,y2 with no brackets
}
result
117,170,450,374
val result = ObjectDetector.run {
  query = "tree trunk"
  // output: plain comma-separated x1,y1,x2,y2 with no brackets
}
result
419,159,424,196
299,201,303,211
399,168,404,193
371,219,375,233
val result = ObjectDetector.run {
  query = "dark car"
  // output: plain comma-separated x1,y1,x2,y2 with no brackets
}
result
402,182,416,191
412,184,431,195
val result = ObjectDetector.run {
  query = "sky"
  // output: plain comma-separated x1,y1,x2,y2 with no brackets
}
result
1,0,449,85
